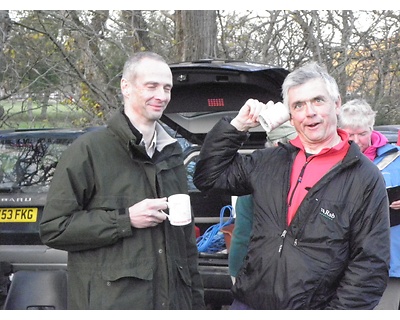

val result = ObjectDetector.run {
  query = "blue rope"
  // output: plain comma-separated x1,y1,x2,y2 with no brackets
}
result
196,205,235,253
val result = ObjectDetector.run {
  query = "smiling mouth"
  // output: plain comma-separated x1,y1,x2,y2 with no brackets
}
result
151,105,165,111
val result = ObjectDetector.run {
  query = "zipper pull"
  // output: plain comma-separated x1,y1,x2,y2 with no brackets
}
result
278,229,287,254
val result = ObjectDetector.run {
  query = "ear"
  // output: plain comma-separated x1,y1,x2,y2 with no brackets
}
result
335,96,342,115
120,78,129,97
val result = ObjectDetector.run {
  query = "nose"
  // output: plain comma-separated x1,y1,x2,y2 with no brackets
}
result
304,101,317,116
154,87,170,101
349,135,363,150
350,134,360,144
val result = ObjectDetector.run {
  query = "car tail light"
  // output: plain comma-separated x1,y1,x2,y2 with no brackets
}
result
208,98,225,107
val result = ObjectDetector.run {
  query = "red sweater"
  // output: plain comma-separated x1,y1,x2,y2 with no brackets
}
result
287,129,350,225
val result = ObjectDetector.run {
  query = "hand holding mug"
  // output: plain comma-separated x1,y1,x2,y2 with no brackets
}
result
258,101,290,133
163,194,192,226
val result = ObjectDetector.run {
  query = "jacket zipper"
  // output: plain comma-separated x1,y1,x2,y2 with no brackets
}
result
285,156,313,253
278,229,287,256
288,159,310,208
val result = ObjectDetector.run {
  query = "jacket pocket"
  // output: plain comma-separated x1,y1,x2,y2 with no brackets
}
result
101,262,154,281
171,259,193,309
175,259,191,286
88,264,155,309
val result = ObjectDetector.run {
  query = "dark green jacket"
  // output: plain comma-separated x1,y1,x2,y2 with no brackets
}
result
40,109,205,310
229,195,253,278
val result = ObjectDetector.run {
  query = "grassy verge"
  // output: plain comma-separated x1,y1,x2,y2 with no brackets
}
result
0,100,86,129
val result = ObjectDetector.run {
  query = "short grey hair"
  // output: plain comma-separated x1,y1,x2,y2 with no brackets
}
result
122,52,167,81
282,62,340,110
338,98,376,130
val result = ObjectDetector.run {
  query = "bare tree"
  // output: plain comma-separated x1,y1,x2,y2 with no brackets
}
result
0,10,14,101
0,10,12,97
2,10,400,128
175,10,217,61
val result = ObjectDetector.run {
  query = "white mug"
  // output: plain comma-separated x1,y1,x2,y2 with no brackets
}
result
165,194,192,226
258,101,290,133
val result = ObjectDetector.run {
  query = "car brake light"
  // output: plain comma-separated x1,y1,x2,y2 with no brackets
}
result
208,99,224,107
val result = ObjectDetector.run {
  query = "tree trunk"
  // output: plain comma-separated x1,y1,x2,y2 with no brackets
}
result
0,10,11,98
175,10,217,61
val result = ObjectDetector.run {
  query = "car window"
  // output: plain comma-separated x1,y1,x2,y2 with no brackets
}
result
0,137,73,193
0,135,77,245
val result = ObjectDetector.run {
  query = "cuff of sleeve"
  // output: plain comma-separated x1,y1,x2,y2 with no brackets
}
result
116,208,132,238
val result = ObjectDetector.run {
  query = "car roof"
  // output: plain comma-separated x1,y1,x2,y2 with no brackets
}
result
163,59,290,144
0,127,104,140
168,59,287,72
374,125,400,144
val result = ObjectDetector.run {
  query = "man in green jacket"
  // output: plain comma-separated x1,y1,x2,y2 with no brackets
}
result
39,52,205,310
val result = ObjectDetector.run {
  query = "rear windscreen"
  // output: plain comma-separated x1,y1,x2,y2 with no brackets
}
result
0,137,73,192
0,136,75,245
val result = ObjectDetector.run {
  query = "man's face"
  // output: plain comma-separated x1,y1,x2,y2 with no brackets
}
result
121,59,173,124
288,78,340,152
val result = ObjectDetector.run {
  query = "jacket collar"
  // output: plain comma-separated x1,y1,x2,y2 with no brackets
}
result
107,108,177,154
106,108,138,145
376,140,399,158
